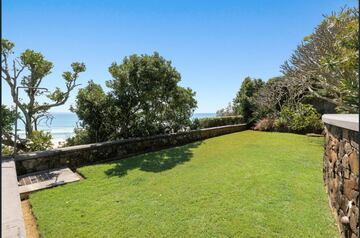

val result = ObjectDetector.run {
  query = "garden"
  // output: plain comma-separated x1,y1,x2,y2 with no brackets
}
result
29,131,338,237
1,4,358,238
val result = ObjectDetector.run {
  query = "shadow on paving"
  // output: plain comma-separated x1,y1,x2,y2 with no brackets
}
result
104,141,202,177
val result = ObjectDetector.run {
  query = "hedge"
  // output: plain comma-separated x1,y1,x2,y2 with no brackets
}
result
193,116,244,129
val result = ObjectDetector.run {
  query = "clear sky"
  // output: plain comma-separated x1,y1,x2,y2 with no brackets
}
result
2,0,357,113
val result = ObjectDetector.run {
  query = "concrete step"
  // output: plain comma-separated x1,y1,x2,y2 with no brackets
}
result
18,167,81,196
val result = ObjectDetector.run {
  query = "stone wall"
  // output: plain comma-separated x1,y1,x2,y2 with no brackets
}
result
14,124,247,176
323,114,359,237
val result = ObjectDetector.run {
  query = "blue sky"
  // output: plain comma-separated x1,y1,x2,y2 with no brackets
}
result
2,0,357,113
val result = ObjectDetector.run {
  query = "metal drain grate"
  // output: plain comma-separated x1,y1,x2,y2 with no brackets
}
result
17,167,81,194
18,171,58,186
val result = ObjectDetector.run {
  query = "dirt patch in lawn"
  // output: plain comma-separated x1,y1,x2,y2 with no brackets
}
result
21,200,39,238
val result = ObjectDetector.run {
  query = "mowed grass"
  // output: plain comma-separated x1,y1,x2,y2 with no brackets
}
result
30,131,338,238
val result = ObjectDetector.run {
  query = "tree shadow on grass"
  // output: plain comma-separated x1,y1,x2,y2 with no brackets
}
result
104,141,202,177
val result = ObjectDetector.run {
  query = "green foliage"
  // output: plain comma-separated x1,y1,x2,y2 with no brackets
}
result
66,129,90,146
190,118,201,130
20,49,53,81
197,116,243,129
1,38,86,139
276,104,323,133
216,103,235,116
30,131,338,237
1,39,15,54
1,105,16,135
70,52,197,145
1,145,13,156
70,81,110,143
281,7,359,113
233,77,264,123
107,52,197,137
26,131,53,151
1,105,17,155
254,104,322,134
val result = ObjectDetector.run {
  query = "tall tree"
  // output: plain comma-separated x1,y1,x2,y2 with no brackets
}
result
70,80,111,142
71,52,197,143
254,76,308,116
232,77,264,123
281,7,358,113
0,105,27,151
1,39,86,138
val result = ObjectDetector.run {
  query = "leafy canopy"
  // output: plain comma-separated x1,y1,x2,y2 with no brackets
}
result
70,52,197,144
232,77,264,123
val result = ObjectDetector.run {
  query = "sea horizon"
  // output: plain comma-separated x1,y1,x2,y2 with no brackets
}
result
17,112,217,141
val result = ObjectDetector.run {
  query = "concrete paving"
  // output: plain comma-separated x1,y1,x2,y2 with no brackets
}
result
2,159,26,238
18,167,81,195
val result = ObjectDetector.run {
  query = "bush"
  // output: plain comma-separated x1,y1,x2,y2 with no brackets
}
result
1,145,13,156
26,130,53,151
277,103,323,133
190,118,201,130
254,117,276,131
197,116,244,129
254,104,323,134
66,128,91,146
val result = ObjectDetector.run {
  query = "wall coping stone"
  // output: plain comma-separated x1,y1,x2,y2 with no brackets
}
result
1,159,26,238
13,124,247,162
322,114,359,132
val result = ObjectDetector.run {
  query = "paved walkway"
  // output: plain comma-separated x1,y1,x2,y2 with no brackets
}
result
2,159,26,238
18,167,81,195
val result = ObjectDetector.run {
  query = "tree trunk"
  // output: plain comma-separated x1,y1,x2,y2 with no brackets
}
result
25,115,33,138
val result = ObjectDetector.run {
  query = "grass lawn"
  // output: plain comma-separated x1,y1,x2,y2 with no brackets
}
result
29,131,338,238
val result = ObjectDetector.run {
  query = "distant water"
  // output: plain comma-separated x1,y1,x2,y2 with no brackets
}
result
18,112,79,141
191,113,216,119
17,112,216,141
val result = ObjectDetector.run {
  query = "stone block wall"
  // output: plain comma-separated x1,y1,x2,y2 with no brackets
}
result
323,123,359,237
14,124,247,176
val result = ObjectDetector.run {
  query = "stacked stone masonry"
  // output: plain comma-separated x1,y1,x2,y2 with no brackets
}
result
14,124,247,176
324,123,359,237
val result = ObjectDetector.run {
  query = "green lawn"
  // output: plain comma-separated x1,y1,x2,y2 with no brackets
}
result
30,131,338,238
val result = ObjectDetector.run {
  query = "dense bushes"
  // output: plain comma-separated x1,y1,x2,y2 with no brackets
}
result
232,77,264,123
253,117,276,131
66,129,91,146
193,116,244,129
254,104,323,133
26,131,53,151
277,104,323,133
218,7,357,135
68,52,197,145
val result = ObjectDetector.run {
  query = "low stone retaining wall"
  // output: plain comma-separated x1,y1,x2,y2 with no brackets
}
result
14,124,247,176
322,114,359,237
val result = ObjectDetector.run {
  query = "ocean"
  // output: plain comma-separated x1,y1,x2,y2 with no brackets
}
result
17,112,216,141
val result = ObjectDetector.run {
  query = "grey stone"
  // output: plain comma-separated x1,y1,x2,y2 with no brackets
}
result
350,140,359,151
338,141,345,158
15,124,248,175
322,114,359,131
345,142,353,155
342,154,350,168
1,159,26,238
350,212,358,233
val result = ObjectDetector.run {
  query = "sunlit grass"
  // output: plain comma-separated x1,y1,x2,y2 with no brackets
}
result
30,131,338,237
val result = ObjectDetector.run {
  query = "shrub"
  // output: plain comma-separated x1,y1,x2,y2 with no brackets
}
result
190,118,201,130
254,117,276,131
66,128,91,146
26,130,53,151
277,103,323,133
254,104,322,134
1,145,13,156
197,116,244,129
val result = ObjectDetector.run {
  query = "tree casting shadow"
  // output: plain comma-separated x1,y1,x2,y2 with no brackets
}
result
104,141,202,177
